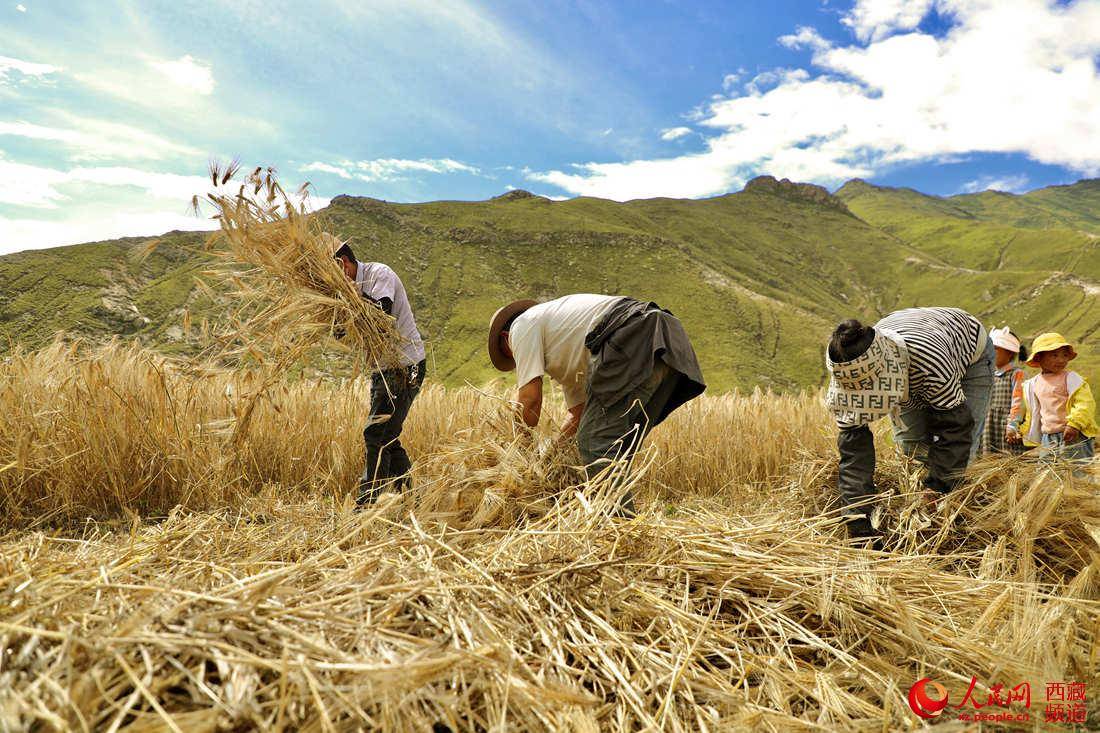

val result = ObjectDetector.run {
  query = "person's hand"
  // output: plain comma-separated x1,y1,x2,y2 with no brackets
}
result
553,428,576,450
1005,427,1022,444
1064,426,1081,443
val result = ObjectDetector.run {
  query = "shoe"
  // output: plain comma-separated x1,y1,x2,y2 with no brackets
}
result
356,479,385,507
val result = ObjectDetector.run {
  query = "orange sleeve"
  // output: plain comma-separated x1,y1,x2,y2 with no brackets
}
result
1007,370,1025,425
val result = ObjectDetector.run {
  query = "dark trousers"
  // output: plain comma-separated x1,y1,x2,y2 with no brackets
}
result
576,362,683,514
358,360,425,505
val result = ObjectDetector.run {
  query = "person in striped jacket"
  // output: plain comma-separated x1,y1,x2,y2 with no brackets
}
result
825,307,995,543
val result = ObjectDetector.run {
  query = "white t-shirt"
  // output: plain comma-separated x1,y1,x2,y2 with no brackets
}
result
355,261,425,367
509,294,621,408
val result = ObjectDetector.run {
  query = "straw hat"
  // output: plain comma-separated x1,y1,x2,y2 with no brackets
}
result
320,232,348,257
1026,332,1076,367
487,299,537,371
825,331,909,427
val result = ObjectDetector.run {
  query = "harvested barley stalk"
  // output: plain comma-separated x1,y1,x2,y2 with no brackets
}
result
1,489,1096,731
193,161,403,374
1,341,1098,728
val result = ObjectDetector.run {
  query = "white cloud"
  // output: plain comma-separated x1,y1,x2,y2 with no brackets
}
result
301,162,353,179
0,159,331,253
0,157,66,207
0,159,210,208
843,0,936,42
527,156,741,201
660,127,693,141
527,0,1100,201
958,173,1030,194
358,158,479,180
69,55,221,111
721,73,742,92
0,116,200,160
0,55,57,83
302,157,481,182
778,26,831,51
0,211,211,254
149,55,214,95
743,68,809,95
0,157,213,252
15,4,27,12
66,167,214,201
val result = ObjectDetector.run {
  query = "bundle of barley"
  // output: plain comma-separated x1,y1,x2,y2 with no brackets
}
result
405,396,587,528
193,162,402,375
877,457,1100,589
778,445,1100,591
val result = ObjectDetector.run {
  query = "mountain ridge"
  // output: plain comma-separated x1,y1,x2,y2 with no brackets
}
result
3,176,1097,390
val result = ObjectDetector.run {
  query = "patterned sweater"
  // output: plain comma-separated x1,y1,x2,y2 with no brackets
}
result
980,366,1026,455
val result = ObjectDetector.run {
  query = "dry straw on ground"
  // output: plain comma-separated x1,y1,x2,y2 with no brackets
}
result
2,344,1099,730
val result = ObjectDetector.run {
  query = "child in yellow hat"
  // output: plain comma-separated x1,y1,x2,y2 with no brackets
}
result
1007,332,1096,462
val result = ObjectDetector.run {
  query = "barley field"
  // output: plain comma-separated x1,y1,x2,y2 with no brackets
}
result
2,342,1098,731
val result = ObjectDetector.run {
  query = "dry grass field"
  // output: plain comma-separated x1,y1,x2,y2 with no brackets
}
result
2,341,1098,731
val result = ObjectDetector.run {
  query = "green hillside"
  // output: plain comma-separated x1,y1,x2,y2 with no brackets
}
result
954,181,1100,233
0,230,208,352
836,178,1100,384
2,175,1098,391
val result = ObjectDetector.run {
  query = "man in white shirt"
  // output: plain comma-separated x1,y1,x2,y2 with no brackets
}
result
488,294,705,513
328,233,426,505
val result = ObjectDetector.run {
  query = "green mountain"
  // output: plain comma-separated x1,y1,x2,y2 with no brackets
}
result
836,178,1100,383
2,175,1097,391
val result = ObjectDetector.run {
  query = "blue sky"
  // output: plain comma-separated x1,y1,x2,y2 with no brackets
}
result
1,0,1099,253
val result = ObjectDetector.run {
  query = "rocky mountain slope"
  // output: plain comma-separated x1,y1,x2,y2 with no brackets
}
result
3,176,1097,391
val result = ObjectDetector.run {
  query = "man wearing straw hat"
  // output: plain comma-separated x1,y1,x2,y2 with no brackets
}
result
326,233,426,505
487,294,705,513
825,307,994,543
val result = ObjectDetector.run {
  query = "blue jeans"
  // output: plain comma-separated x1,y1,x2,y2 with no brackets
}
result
893,337,995,465
1040,432,1096,463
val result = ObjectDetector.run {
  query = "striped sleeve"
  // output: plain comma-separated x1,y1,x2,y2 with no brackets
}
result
876,308,982,410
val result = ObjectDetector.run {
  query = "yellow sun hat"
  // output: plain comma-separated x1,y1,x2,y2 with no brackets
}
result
1026,332,1077,367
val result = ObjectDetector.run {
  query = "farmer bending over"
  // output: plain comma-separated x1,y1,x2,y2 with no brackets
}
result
487,294,706,514
326,233,426,505
826,307,994,542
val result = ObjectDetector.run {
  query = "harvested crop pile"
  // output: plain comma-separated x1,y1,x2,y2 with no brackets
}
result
2,343,1098,729
408,396,585,529
2,461,1098,731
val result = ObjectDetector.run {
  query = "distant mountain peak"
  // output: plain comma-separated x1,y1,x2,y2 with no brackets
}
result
743,175,851,212
330,194,388,207
836,178,878,193
1043,177,1100,192
492,189,542,202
